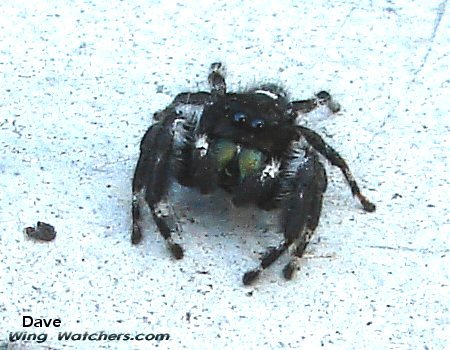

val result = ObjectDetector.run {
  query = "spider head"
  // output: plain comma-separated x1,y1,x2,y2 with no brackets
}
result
200,88,296,155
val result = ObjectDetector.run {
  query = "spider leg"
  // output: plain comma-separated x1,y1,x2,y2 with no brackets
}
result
297,126,376,212
151,92,212,123
231,158,281,210
170,92,213,106
132,107,184,259
291,91,341,114
282,158,327,279
152,62,225,123
242,152,326,285
208,62,226,97
190,136,220,194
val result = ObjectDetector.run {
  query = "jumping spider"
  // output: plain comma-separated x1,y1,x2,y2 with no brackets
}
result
132,63,376,285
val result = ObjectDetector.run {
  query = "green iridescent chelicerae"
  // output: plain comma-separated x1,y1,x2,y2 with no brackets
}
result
213,139,266,180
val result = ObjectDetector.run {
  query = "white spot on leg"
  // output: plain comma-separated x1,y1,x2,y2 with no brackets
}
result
171,118,185,137
260,159,281,182
171,118,190,148
284,139,310,178
288,229,314,256
195,134,209,157
132,189,145,205
154,200,171,218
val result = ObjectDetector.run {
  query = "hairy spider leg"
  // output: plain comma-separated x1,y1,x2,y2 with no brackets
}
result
132,62,226,257
132,108,184,259
171,92,213,106
150,92,212,123
208,62,226,97
282,157,327,279
291,91,341,114
242,152,326,285
170,61,226,107
297,126,376,212
189,135,222,194
230,160,281,210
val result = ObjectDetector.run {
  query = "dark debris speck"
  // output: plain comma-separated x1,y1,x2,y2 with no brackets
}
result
24,221,56,241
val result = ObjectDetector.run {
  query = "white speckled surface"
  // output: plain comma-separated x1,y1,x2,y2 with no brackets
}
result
1,1,449,349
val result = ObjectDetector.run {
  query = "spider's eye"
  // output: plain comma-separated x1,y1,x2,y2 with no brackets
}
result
251,118,265,129
233,112,247,123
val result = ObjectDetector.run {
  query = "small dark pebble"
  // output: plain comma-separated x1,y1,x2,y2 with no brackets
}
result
25,221,56,241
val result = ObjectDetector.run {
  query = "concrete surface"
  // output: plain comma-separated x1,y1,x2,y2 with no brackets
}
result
1,0,448,349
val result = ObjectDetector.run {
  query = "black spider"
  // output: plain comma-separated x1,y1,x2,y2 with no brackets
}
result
132,63,376,285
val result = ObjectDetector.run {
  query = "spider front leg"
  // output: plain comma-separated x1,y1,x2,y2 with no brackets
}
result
243,152,327,285
231,158,281,210
151,92,212,123
132,108,184,259
282,158,327,279
208,62,226,97
298,126,376,212
152,63,225,123
291,91,341,114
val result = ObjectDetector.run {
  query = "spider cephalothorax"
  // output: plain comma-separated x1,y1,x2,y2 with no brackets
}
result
132,63,375,285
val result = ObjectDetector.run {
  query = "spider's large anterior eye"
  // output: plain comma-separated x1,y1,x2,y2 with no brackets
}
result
233,112,247,123
251,118,265,129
